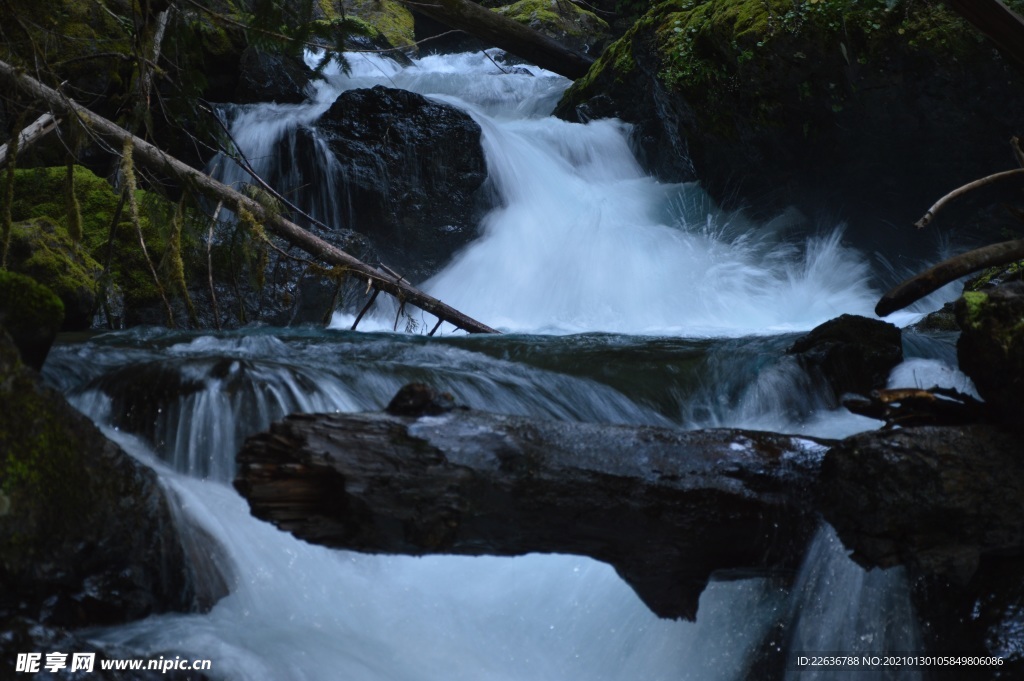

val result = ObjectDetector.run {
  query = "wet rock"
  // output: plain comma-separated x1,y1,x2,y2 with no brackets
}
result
236,398,829,619
0,330,208,628
313,86,489,283
821,424,1024,679
234,47,314,104
787,314,902,401
0,270,64,371
820,424,1024,577
955,282,1024,430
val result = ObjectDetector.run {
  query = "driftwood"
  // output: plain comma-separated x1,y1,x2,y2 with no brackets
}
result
235,397,828,620
0,58,498,334
0,113,60,167
399,0,594,80
875,238,1024,316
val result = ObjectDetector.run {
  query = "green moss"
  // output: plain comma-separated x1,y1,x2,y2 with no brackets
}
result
2,165,177,311
7,218,101,315
649,0,982,133
342,0,415,48
965,260,1024,292
565,0,988,138
0,270,65,339
959,291,989,330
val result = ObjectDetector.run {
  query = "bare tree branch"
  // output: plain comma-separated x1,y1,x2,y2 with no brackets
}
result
914,168,1024,229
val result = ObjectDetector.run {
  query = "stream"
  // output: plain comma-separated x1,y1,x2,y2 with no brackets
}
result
41,49,971,680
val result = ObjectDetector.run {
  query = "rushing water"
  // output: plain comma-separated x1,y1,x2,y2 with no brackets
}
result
41,49,975,679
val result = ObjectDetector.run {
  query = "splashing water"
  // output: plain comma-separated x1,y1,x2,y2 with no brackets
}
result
53,48,948,680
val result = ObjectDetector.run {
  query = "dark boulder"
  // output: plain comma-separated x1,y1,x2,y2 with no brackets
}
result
234,47,314,104
820,424,1024,678
556,0,1024,254
0,329,214,628
955,282,1024,430
313,85,489,283
787,314,902,401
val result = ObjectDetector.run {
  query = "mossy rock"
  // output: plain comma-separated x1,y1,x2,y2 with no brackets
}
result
495,0,611,55
3,165,184,325
5,218,102,331
0,0,135,113
0,329,198,626
557,0,1024,254
341,0,416,49
955,283,1024,431
0,270,64,371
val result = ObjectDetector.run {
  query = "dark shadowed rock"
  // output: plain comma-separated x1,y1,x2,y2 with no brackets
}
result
820,424,1024,578
313,86,488,283
0,330,216,628
235,401,829,619
787,314,902,401
821,424,1024,678
234,47,314,104
956,282,1024,430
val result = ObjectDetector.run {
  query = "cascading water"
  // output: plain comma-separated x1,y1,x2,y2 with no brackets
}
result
41,48,965,679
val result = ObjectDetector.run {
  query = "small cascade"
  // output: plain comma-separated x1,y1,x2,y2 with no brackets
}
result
783,526,925,681
34,45,968,681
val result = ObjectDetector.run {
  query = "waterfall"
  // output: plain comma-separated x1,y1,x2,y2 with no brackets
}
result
46,48,954,680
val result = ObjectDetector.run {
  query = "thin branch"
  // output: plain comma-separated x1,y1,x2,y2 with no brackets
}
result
914,168,1024,229
1012,136,1024,169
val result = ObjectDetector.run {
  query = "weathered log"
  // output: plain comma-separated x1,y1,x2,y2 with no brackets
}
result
0,113,59,167
400,0,595,80
235,404,829,619
0,58,498,334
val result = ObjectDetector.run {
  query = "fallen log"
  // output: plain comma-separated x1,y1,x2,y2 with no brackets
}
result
400,0,595,80
0,59,498,335
235,397,828,619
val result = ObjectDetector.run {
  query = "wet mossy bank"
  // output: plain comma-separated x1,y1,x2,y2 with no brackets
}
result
556,0,1024,254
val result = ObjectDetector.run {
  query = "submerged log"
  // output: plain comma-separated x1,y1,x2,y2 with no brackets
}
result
235,403,828,619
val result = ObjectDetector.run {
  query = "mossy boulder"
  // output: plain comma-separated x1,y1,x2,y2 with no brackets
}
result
0,329,200,627
495,0,611,55
3,165,181,327
340,0,417,49
955,282,1024,431
0,270,64,371
4,218,102,331
556,0,1024,253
